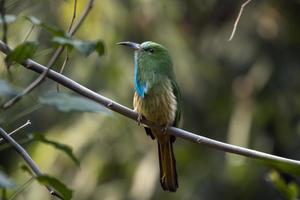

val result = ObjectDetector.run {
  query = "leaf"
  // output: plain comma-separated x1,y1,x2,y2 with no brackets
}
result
39,92,111,114
0,80,18,98
52,36,105,56
5,41,38,66
33,134,80,166
267,171,299,200
0,171,15,189
259,158,300,177
25,16,65,36
36,175,72,200
0,15,16,24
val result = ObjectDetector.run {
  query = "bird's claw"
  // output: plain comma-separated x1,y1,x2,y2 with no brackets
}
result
137,114,143,126
161,126,169,134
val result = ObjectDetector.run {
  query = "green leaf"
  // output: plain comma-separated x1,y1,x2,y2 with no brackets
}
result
0,171,15,189
52,36,105,56
267,171,299,200
33,134,80,166
36,175,72,200
5,41,38,66
0,15,16,24
39,92,111,114
25,16,65,36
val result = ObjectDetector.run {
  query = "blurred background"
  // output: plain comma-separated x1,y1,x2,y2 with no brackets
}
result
1,0,300,199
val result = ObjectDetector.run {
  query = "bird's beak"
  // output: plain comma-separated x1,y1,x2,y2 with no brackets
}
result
117,41,141,50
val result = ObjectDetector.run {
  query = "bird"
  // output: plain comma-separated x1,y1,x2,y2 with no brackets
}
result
118,41,181,192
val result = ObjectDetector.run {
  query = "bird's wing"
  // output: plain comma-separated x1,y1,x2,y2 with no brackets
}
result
171,81,181,127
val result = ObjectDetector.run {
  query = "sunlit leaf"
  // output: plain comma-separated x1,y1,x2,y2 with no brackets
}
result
0,15,16,24
37,175,72,200
25,16,65,36
0,171,15,189
39,92,111,114
33,133,80,166
5,41,38,66
52,36,105,56
267,171,299,200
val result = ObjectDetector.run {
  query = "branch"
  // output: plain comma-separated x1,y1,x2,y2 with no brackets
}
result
228,0,252,41
0,120,31,144
2,0,94,109
0,126,63,199
0,40,299,169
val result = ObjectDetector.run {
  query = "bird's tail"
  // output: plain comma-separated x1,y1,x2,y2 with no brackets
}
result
157,136,178,192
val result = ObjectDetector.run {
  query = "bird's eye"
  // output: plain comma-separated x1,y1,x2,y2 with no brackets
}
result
145,48,154,53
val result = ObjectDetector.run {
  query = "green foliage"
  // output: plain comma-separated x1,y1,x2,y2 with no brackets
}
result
25,16,65,36
267,171,299,200
0,171,15,189
0,15,16,24
39,92,111,113
33,133,80,166
259,159,300,178
5,41,38,66
1,0,300,199
36,175,72,200
52,36,105,56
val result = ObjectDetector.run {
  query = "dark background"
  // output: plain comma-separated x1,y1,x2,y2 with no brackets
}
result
1,0,300,199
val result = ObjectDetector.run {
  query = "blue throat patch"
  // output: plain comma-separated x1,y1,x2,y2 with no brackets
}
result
134,52,146,98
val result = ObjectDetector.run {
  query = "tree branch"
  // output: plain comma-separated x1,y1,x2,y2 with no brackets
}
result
0,40,299,168
0,120,31,144
2,0,94,109
0,126,63,199
228,0,252,41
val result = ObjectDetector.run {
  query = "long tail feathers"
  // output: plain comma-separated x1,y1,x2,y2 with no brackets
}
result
157,137,178,192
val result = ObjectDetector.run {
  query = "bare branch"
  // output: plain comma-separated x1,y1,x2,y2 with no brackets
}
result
0,126,63,199
0,120,31,144
23,24,35,42
67,0,77,33
57,50,69,92
0,40,299,168
69,0,94,35
228,0,252,41
2,0,94,109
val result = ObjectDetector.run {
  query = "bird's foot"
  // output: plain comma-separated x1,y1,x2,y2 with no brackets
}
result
161,125,169,134
137,113,143,126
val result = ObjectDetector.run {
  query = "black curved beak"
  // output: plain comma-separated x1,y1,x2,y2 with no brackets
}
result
117,41,141,50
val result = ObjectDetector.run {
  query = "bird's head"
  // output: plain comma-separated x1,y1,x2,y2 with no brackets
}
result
117,41,172,68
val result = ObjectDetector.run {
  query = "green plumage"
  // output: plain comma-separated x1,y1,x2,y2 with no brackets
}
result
118,41,181,192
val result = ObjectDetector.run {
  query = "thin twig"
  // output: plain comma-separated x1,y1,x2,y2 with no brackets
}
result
69,0,94,35
57,0,77,92
57,50,69,92
0,127,63,199
8,177,35,200
23,24,35,42
67,0,77,33
0,120,31,144
0,40,299,168
2,0,94,109
0,0,7,44
228,0,252,41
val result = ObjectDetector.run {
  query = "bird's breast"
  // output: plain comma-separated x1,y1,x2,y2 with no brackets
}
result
133,79,177,126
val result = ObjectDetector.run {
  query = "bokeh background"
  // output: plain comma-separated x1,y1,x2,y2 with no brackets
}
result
1,0,300,199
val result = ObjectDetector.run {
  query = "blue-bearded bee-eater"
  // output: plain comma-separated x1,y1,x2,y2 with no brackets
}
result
118,41,181,192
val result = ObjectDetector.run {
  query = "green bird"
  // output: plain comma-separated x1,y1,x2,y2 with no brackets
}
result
118,41,181,192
